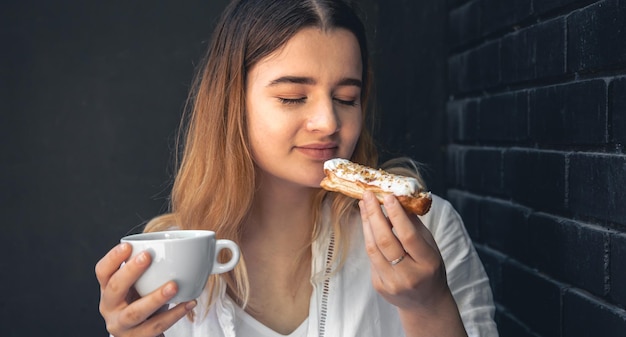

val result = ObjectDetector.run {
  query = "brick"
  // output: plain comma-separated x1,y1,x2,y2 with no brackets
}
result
447,54,464,94
480,0,533,36
529,80,607,144
563,288,626,337
569,153,626,225
503,149,567,212
447,189,483,240
448,41,500,94
464,148,503,194
500,17,566,84
529,213,609,297
448,0,481,48
478,91,529,142
501,260,562,337
481,199,531,263
495,312,537,337
611,77,626,144
446,99,480,142
447,100,463,143
465,99,480,141
610,233,626,307
568,0,626,72
446,145,465,187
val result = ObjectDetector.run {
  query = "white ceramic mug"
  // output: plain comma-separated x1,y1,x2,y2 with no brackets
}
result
121,230,240,303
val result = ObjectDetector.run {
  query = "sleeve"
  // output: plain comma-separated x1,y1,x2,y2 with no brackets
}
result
420,196,499,337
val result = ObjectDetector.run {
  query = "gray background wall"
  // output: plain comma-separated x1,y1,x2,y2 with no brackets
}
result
2,1,229,335
1,1,446,336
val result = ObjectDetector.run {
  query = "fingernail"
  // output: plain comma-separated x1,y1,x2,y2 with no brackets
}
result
185,300,197,310
163,282,177,297
117,243,129,253
363,191,375,203
383,194,395,205
135,252,148,265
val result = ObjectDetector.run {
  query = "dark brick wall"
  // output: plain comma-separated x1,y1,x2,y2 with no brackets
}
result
447,0,626,335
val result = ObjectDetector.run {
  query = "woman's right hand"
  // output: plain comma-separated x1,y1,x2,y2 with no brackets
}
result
95,242,197,337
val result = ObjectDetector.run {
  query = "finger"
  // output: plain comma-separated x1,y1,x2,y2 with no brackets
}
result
361,192,405,263
382,194,440,262
95,243,132,289
359,199,387,275
117,281,180,330
101,250,152,309
136,300,198,337
359,196,401,271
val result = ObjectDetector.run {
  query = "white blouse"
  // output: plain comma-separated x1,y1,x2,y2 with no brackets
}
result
233,304,309,337
164,195,499,337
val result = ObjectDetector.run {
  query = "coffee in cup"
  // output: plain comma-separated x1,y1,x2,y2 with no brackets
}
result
121,230,240,303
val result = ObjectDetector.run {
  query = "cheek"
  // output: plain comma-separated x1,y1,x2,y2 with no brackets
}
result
247,99,274,141
246,110,267,161
249,113,290,143
343,113,363,146
247,118,274,159
246,107,296,161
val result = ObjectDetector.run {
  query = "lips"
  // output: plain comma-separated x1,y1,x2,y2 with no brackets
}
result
296,143,339,160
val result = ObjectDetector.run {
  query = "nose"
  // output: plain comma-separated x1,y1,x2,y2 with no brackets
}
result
307,99,340,134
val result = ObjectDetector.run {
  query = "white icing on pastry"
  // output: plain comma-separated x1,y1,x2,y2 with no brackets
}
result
323,158,423,196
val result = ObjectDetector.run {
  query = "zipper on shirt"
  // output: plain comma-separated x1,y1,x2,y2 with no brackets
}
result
318,232,335,337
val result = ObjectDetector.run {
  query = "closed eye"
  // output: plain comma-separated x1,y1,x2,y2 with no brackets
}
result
334,98,358,106
278,97,307,105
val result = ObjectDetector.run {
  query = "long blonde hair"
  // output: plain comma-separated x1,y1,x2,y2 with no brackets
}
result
144,0,395,307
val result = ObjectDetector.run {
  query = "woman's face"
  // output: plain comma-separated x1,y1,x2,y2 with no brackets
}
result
246,27,363,189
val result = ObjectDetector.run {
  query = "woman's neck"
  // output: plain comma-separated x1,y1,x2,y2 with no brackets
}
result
238,181,317,334
244,185,317,245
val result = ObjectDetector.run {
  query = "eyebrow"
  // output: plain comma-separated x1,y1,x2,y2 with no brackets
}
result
267,76,362,88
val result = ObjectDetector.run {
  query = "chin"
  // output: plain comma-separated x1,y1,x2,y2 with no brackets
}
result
305,176,326,189
299,170,326,188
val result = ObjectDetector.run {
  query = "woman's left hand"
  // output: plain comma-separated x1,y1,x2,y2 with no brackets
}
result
359,191,467,336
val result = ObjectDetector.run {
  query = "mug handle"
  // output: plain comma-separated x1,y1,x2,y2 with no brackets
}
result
211,239,241,274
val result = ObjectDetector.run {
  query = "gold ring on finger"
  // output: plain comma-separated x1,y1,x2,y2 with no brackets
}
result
389,251,407,266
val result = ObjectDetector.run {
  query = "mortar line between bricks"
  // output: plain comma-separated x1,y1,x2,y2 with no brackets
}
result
447,69,626,101
448,142,626,155
567,287,626,319
447,187,626,230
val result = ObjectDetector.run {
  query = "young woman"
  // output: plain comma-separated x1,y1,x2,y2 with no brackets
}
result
95,1,498,336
